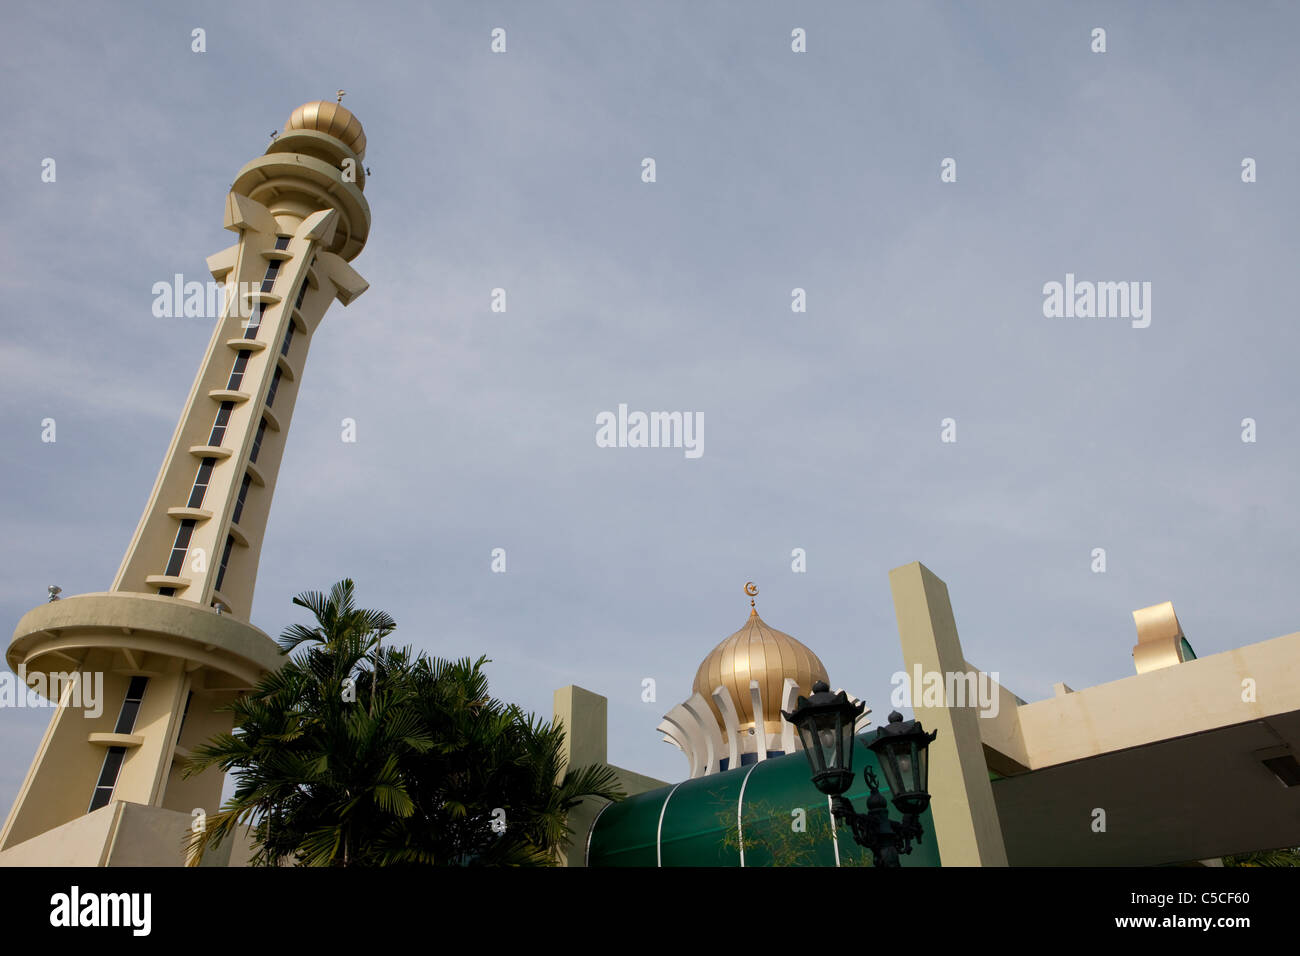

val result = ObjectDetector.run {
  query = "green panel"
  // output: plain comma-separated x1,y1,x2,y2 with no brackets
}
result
738,753,842,866
586,787,669,867
738,741,938,867
658,770,746,866
588,739,943,867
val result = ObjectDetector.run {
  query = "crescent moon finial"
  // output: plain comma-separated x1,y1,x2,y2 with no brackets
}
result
744,581,758,613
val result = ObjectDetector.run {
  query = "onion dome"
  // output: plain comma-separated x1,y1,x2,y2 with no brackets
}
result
284,100,367,160
693,587,829,734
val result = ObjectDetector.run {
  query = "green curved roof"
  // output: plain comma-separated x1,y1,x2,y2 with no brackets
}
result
588,738,942,867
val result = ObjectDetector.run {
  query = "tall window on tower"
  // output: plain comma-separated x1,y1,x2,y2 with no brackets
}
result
250,418,268,464
187,458,215,508
87,676,150,812
265,367,283,407
257,240,288,297
214,534,235,593
232,473,253,525
207,402,235,446
243,245,286,340
259,265,281,294
280,321,295,357
227,351,251,390
164,520,197,577
242,302,264,341
176,691,193,744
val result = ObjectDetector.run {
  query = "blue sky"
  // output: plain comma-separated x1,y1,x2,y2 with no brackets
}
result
1,1,1298,807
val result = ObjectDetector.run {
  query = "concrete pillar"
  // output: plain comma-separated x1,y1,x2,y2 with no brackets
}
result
553,685,608,770
889,561,1009,866
552,685,611,867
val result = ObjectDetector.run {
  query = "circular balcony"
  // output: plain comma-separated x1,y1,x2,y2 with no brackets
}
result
8,592,284,690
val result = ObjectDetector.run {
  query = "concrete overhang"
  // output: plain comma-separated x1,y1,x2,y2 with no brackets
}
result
993,714,1300,865
1009,630,1300,769
979,630,1300,864
231,154,369,261
9,592,285,689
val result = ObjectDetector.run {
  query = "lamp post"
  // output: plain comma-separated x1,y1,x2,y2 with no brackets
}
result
783,682,937,868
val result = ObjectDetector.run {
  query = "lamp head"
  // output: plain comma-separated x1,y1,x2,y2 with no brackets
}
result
782,681,865,796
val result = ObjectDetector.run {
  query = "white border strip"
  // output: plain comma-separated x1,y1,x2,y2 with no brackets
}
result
827,794,842,867
656,781,685,867
736,762,762,867
584,799,614,867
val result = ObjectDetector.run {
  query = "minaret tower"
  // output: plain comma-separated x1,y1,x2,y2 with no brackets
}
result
0,100,371,862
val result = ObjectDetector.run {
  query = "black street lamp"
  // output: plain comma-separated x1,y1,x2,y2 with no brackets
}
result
780,681,864,797
783,683,938,868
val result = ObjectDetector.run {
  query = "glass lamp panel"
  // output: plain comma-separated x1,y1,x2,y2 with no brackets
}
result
816,714,840,770
896,746,915,792
876,738,905,795
838,717,856,776
915,742,930,793
797,721,825,774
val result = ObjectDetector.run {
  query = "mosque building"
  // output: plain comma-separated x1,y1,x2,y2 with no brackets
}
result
2,98,1298,869
555,568,1300,867
567,587,938,868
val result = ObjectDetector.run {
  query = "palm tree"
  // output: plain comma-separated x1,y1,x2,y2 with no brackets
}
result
376,655,625,865
184,580,623,866
1223,846,1300,867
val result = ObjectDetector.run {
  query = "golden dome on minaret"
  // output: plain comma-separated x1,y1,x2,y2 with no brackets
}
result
284,99,367,159
692,584,830,734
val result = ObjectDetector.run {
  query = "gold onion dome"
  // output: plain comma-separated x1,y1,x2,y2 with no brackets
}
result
693,587,829,734
284,100,367,159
